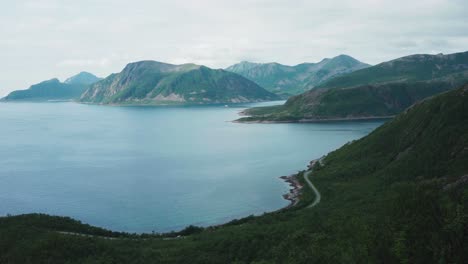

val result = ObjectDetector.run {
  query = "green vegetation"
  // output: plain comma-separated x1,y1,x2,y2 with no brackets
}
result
238,51,468,122
2,72,101,101
79,61,279,105
1,83,467,263
226,55,369,97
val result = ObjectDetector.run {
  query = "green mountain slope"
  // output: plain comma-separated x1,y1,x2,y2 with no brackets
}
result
238,51,468,122
80,61,279,104
226,55,369,97
1,83,467,263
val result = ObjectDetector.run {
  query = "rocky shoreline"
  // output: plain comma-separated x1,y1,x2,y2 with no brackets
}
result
280,174,303,207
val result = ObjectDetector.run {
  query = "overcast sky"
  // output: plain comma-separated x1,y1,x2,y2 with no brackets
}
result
1,0,467,96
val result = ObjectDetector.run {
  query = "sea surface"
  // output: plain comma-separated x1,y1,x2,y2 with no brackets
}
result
0,101,384,232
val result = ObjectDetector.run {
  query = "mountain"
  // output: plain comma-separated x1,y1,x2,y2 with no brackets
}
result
237,51,468,122
226,55,370,97
1,72,101,101
79,61,279,104
1,83,467,263
64,71,102,85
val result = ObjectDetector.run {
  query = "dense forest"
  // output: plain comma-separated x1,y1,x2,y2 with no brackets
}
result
1,84,467,263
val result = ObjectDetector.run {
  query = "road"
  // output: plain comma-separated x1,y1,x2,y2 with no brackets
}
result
304,164,321,208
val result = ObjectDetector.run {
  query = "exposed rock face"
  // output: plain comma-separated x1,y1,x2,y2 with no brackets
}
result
80,61,279,104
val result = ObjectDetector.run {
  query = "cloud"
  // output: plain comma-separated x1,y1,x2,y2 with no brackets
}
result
0,0,467,96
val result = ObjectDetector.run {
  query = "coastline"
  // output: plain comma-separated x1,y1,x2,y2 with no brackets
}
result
279,157,325,209
279,174,303,207
76,98,276,107
233,115,395,124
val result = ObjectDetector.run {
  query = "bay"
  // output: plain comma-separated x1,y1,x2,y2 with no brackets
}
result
0,101,383,232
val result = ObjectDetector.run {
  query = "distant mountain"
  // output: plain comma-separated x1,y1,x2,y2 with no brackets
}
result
237,51,468,122
2,72,101,102
80,61,279,104
226,55,370,97
64,72,102,85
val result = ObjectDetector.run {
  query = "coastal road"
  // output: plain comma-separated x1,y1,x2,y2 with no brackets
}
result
304,165,321,208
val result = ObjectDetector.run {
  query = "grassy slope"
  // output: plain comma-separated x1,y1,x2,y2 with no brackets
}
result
1,85,467,263
240,74,468,122
154,66,278,102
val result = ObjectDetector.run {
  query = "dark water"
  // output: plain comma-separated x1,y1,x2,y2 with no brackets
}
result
0,101,384,232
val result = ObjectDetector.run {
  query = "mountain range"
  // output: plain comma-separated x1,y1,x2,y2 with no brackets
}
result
1,55,371,104
79,61,279,104
238,51,468,122
226,54,370,97
1,72,101,101
4,51,467,110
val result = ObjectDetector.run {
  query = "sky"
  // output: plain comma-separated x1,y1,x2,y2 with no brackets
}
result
1,0,467,96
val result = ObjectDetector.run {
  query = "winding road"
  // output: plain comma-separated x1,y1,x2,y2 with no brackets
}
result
304,162,322,208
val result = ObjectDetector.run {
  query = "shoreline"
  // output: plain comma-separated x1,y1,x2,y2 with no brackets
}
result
233,115,395,124
77,99,275,107
279,174,303,207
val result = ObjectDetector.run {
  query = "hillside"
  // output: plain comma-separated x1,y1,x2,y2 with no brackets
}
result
1,83,467,263
237,51,468,122
79,61,279,104
226,55,369,97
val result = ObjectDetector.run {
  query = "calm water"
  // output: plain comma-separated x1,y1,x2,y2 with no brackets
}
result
0,101,384,232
